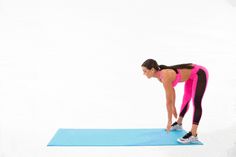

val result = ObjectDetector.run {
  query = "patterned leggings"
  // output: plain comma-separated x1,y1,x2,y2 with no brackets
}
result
179,65,209,125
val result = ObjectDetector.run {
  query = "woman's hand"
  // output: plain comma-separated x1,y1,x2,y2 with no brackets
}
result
166,121,172,132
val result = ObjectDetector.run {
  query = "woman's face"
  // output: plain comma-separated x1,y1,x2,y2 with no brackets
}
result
142,66,155,79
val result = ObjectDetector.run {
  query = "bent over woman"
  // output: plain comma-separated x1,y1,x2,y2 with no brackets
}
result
141,59,208,144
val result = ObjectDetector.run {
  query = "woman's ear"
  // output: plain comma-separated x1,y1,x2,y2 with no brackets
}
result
151,67,155,73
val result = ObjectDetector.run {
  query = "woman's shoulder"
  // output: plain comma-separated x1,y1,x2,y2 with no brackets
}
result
160,69,176,82
161,69,177,74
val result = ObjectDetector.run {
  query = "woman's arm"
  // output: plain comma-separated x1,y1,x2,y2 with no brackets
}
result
161,70,176,131
172,89,177,118
163,81,175,122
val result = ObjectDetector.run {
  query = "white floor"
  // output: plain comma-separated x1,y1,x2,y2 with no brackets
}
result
1,0,236,157
0,76,236,157
1,121,236,157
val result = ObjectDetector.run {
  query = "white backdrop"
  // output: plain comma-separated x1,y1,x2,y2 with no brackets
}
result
0,0,236,157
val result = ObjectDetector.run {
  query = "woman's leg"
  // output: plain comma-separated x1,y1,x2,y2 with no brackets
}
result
177,79,193,124
190,69,208,136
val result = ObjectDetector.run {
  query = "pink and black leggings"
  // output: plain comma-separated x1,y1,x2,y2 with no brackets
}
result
179,65,209,125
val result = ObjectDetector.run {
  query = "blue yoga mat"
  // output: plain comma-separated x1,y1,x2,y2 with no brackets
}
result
48,128,203,146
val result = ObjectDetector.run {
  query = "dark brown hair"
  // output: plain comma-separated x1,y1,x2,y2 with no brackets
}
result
141,59,194,73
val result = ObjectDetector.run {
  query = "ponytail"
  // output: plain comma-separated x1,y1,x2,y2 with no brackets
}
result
142,59,194,73
159,63,194,73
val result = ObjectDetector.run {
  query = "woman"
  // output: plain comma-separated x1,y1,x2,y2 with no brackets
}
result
141,59,208,144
